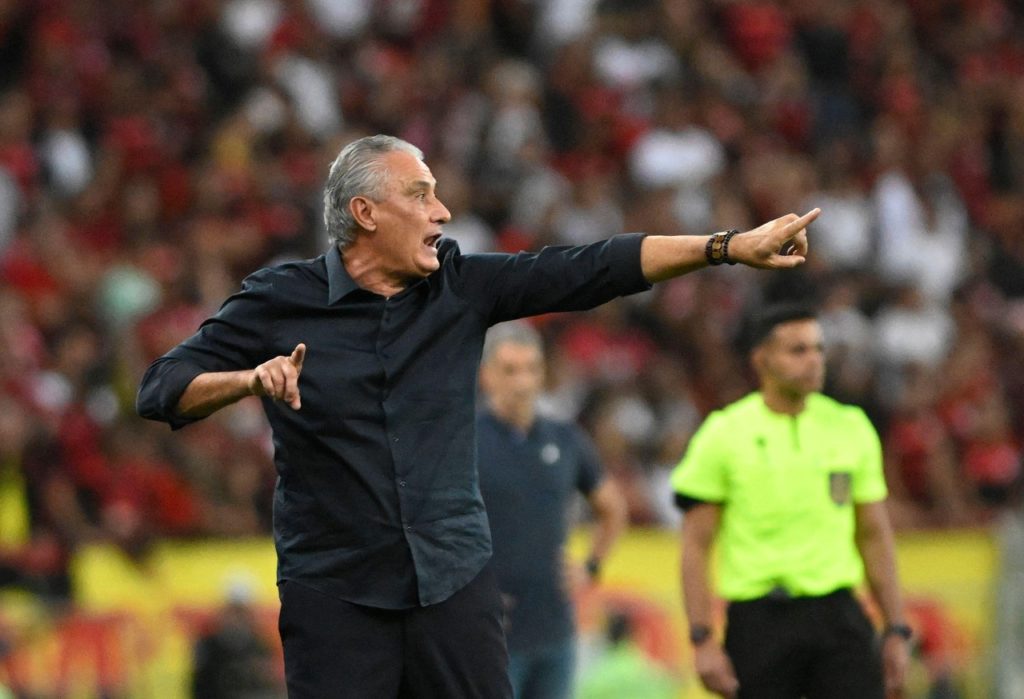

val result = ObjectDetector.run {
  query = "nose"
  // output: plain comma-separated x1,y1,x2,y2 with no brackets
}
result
432,198,451,224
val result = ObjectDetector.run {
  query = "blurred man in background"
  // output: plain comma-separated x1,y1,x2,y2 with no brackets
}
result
672,304,911,698
191,580,280,699
477,322,627,699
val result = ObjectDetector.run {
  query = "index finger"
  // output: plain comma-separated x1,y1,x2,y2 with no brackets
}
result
290,343,306,371
783,208,820,237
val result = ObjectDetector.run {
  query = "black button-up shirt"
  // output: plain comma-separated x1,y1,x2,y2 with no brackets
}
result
137,234,650,609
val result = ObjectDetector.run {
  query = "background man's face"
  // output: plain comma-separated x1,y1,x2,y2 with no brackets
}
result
755,319,826,398
481,342,545,414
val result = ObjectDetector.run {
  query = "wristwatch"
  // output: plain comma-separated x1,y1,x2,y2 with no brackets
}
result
689,624,713,646
883,623,913,641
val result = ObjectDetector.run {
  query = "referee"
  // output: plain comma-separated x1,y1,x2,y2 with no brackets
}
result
671,304,911,699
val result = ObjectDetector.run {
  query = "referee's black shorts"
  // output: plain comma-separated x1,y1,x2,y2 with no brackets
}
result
725,588,883,699
279,564,512,698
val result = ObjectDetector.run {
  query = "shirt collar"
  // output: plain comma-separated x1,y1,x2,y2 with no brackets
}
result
326,244,360,304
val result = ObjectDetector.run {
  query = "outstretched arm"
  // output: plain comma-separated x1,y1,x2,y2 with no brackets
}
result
641,209,820,283
178,343,306,417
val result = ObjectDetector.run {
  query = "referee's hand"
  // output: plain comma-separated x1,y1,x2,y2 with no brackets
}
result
694,643,739,698
249,343,306,410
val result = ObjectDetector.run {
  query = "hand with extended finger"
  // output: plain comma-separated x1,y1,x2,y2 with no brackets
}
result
728,208,820,269
249,343,306,410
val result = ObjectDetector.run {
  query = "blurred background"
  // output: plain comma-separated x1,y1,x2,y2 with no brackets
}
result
0,0,1023,696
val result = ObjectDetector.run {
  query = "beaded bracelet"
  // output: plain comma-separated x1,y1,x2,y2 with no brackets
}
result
705,229,740,266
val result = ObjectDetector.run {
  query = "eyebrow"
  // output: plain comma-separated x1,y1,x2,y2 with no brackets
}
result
405,179,436,193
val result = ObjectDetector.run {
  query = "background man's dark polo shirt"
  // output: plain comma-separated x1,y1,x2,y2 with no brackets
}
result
137,235,649,609
476,409,603,651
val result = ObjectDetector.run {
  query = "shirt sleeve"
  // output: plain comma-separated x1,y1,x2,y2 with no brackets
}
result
136,273,274,429
449,233,652,324
850,408,888,503
572,425,604,497
670,411,730,505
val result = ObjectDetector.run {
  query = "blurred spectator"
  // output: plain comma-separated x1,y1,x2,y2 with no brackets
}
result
872,119,969,303
191,581,282,699
576,610,677,699
883,367,974,528
798,141,874,272
0,0,1018,570
628,81,726,235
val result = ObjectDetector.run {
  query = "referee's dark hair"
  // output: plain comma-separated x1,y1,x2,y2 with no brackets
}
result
742,302,818,354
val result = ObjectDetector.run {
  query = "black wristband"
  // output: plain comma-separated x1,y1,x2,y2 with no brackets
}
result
883,623,913,641
689,624,712,645
584,556,601,580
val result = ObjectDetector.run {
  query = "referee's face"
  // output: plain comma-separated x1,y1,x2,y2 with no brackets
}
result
756,319,826,399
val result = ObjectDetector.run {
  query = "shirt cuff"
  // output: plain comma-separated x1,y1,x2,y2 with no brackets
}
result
136,357,210,430
606,232,653,295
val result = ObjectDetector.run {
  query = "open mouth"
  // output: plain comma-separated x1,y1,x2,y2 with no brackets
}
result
425,233,442,249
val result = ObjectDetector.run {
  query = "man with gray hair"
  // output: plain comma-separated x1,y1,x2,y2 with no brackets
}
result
477,321,627,699
138,134,819,698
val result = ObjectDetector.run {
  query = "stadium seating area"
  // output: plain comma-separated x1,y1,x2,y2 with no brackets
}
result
1,0,1022,604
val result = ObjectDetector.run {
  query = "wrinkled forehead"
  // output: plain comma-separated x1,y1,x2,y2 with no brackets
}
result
381,150,436,191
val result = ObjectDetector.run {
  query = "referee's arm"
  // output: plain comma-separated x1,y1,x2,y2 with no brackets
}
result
855,501,910,695
680,499,719,633
680,500,739,698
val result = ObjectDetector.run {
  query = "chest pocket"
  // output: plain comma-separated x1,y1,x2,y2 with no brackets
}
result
826,468,854,506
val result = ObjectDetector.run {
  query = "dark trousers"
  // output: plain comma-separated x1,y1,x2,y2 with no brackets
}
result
279,565,512,698
725,588,883,699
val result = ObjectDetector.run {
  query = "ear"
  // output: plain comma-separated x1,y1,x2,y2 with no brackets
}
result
750,346,766,374
349,195,377,232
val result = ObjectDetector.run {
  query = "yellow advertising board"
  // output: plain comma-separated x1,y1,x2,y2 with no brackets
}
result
0,527,998,698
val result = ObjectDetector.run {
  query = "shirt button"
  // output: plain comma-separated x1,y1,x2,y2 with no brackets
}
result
405,525,413,531
393,437,399,443
399,480,406,487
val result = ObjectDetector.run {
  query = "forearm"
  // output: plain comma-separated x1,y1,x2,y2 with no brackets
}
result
585,480,628,569
857,510,906,625
589,503,627,564
640,235,709,283
682,536,716,627
177,370,256,418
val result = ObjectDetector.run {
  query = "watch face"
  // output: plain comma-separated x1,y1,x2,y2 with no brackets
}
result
689,626,712,644
886,624,913,640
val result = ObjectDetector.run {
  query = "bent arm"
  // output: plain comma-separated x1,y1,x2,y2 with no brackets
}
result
177,370,257,418
178,342,306,417
136,272,284,428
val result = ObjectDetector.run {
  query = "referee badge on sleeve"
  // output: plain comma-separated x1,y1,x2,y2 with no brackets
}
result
828,472,852,505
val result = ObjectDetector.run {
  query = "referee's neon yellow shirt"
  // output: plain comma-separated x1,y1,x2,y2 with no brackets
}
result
671,392,887,601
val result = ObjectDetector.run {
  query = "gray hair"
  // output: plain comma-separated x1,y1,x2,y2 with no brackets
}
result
482,321,544,364
323,135,424,249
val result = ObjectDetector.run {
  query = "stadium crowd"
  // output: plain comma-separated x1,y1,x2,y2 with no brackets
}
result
0,0,1023,605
